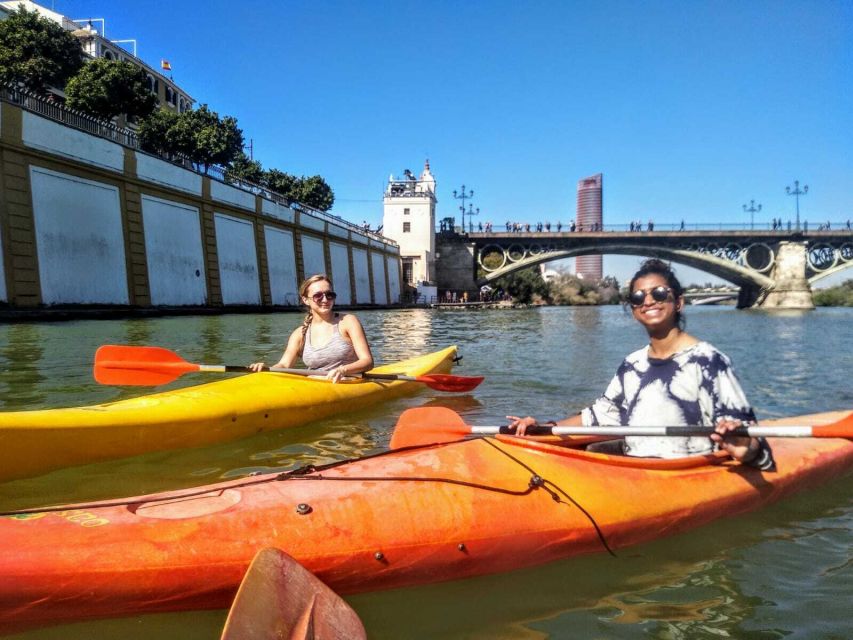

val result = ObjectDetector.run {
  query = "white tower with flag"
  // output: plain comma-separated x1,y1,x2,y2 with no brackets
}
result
382,160,436,290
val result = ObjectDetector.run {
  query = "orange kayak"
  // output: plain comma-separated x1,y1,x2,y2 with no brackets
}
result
1,411,851,632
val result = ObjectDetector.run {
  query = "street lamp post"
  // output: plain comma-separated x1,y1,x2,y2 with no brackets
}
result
785,180,808,231
452,185,474,231
464,204,480,232
743,200,762,230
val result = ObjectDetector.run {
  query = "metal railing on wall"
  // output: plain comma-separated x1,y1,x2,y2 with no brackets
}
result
0,82,396,246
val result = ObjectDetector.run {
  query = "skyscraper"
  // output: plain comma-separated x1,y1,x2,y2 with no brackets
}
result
575,173,603,280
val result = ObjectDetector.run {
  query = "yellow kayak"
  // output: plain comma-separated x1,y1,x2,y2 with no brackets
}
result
0,346,458,483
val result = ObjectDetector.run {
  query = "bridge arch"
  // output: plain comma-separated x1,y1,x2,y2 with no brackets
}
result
478,243,774,290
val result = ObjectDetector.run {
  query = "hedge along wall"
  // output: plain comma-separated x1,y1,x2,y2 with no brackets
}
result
0,100,400,310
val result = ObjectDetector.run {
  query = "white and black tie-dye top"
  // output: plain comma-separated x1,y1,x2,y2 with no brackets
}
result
581,341,757,459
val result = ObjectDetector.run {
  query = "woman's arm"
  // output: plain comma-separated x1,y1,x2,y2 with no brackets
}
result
249,327,303,372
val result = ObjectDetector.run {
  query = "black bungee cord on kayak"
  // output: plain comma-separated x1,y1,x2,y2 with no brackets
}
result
0,439,615,556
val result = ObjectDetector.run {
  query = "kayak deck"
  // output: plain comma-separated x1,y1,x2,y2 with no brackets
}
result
0,346,458,482
0,410,851,632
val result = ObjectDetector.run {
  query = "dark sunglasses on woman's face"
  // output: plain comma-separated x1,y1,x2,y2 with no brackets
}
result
311,291,337,303
629,286,673,307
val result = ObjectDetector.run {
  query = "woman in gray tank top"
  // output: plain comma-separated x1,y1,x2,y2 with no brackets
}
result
250,274,373,383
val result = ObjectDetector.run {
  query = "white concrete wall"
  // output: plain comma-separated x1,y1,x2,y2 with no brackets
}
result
301,234,326,278
386,255,401,303
29,167,129,304
261,200,296,223
214,213,260,305
141,195,206,305
328,223,349,239
23,112,124,173
299,213,325,232
329,241,351,305
211,180,256,211
136,153,202,195
371,252,388,305
352,247,371,303
264,226,298,305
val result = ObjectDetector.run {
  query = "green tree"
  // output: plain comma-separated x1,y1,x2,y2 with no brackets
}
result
225,151,264,184
0,6,85,92
168,104,243,173
263,169,299,201
813,280,853,307
296,174,335,211
137,108,179,156
65,58,158,120
493,268,550,304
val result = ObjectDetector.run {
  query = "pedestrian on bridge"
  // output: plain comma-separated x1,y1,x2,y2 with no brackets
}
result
508,258,774,470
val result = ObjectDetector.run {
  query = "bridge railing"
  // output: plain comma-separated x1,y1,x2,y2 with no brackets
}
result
459,221,853,233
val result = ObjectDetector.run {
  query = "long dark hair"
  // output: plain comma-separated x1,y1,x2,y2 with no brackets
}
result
627,258,686,329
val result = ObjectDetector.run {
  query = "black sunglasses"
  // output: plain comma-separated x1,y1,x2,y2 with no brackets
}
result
628,286,673,307
311,291,337,303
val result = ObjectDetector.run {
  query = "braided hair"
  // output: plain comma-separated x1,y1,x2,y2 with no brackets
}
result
299,274,333,340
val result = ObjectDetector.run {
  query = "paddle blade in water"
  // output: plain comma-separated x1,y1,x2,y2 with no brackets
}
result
416,374,484,392
221,547,366,640
389,406,472,449
93,345,199,386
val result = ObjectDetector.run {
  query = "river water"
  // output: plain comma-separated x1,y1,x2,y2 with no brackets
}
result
1,305,852,639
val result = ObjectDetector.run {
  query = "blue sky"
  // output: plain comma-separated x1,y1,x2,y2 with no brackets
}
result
49,0,851,283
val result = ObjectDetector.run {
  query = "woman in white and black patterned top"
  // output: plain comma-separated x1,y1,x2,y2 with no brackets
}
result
510,259,774,470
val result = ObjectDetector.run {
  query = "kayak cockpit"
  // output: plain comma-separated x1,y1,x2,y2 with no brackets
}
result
496,433,730,470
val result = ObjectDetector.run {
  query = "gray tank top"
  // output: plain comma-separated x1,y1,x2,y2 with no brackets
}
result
302,317,359,372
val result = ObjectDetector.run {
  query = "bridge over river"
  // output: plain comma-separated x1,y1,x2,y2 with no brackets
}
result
446,228,853,309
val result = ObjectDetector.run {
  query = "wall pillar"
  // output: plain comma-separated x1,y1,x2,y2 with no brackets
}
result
755,241,814,310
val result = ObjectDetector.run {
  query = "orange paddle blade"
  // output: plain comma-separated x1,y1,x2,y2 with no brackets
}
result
389,406,472,449
93,345,200,386
221,547,366,640
812,412,853,439
415,374,484,393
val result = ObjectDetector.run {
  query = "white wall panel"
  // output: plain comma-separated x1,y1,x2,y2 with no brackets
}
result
386,255,401,303
214,213,260,305
30,167,128,304
261,199,296,223
352,248,371,303
328,223,349,239
136,153,202,195
264,226,298,305
301,234,326,278
23,113,123,172
211,180,256,211
299,213,325,232
371,252,388,304
329,242,351,305
142,195,206,305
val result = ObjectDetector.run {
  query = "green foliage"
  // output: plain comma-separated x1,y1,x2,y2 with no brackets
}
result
813,280,853,307
167,104,243,173
296,175,335,211
65,58,158,120
137,109,179,156
225,151,264,184
0,6,85,92
262,171,335,211
493,268,550,304
549,272,620,305
263,169,299,197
